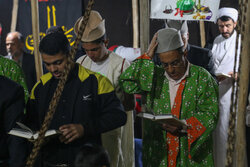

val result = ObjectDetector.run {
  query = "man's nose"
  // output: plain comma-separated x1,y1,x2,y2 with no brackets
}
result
50,65,57,72
223,26,228,32
6,44,11,50
167,66,175,73
87,51,95,57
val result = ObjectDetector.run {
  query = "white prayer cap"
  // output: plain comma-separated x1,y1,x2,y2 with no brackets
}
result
165,20,188,36
113,46,141,62
217,7,238,22
156,28,184,54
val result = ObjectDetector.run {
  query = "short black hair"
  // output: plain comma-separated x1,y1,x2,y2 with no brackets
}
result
75,144,110,167
46,26,64,35
218,16,234,23
39,32,70,56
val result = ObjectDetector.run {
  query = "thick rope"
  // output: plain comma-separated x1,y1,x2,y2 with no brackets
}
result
25,1,94,166
225,0,248,166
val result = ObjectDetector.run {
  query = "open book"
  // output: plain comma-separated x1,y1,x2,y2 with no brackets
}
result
215,72,231,78
137,112,187,127
8,122,60,140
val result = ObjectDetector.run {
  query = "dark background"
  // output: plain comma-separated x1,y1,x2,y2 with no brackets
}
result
0,0,239,55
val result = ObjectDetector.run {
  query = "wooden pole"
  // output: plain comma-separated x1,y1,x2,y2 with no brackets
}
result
139,0,149,53
31,0,43,81
132,0,139,48
10,0,19,32
235,1,250,166
199,20,206,48
139,0,150,140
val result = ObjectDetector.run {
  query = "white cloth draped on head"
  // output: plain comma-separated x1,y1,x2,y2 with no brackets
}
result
113,46,141,63
217,7,238,22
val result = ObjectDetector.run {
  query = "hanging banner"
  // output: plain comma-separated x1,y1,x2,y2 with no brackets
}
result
16,0,82,54
150,0,220,22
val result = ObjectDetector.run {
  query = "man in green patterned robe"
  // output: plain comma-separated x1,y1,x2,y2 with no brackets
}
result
0,56,29,102
119,28,219,167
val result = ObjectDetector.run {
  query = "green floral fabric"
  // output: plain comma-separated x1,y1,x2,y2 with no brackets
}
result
119,58,219,167
0,56,29,102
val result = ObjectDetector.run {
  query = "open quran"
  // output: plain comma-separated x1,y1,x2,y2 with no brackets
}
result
8,122,60,140
137,112,187,127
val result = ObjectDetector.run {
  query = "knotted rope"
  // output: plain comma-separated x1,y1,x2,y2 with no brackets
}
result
226,0,248,166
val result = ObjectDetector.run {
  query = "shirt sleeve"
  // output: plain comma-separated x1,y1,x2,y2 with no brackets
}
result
82,76,127,136
119,54,155,94
186,71,219,159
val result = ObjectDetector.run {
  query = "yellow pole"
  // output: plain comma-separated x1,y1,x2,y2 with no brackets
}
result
31,0,43,80
132,0,139,48
199,21,206,48
10,0,19,32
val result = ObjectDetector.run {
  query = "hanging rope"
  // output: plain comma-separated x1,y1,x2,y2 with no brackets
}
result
225,0,248,166
25,0,95,166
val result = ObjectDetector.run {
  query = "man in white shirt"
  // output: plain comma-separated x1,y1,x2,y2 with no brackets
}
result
210,7,240,167
74,10,135,167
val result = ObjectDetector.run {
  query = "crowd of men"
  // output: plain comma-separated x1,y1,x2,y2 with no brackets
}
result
0,6,248,167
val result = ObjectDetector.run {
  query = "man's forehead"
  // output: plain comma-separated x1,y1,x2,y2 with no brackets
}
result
6,36,19,43
42,53,65,62
218,19,234,25
81,42,103,50
159,50,181,61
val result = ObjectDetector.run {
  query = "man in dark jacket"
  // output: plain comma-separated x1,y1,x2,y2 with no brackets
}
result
26,32,127,166
0,76,27,167
5,31,37,92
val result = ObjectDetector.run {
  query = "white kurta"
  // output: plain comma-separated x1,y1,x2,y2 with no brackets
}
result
76,51,135,167
211,30,240,167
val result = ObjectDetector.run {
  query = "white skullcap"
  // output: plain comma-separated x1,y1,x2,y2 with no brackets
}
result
113,46,141,62
165,20,188,36
217,7,238,22
156,28,184,54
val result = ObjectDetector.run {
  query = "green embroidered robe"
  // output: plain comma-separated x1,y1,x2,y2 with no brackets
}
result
119,58,219,167
0,56,29,102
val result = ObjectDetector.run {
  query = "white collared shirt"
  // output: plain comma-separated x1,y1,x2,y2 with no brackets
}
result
165,63,190,108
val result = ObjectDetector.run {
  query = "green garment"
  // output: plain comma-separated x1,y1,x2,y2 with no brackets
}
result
0,56,29,102
177,0,195,11
119,58,219,167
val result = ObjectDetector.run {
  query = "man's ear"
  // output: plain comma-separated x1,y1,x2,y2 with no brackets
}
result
183,50,188,57
234,21,237,28
20,42,25,50
104,39,109,47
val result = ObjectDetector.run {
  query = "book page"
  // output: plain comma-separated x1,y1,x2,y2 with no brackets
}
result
215,72,231,78
16,122,34,133
137,112,172,120
33,130,61,139
8,128,33,139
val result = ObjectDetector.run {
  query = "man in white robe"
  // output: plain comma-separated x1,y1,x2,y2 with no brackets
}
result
74,10,135,167
210,7,240,167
